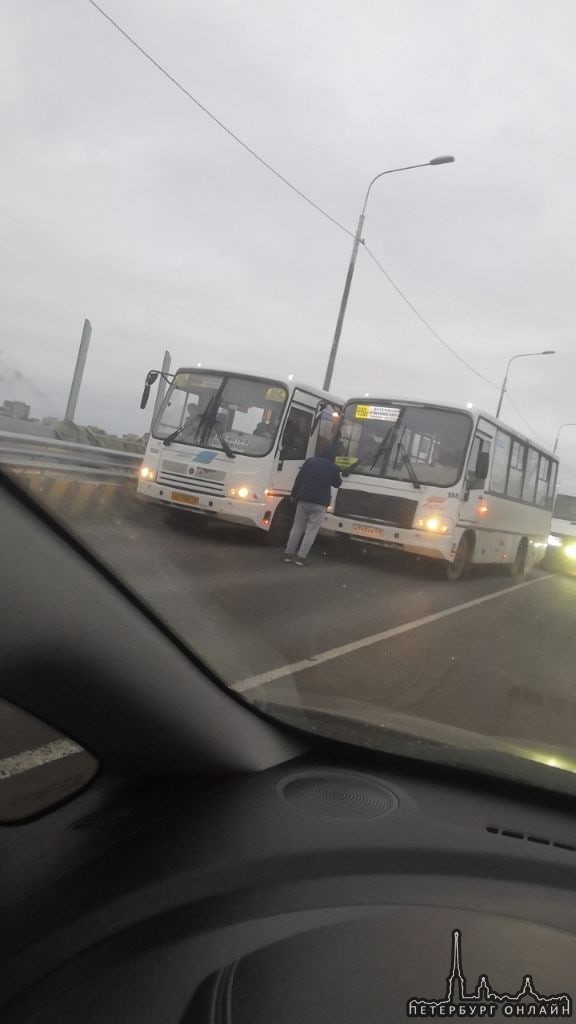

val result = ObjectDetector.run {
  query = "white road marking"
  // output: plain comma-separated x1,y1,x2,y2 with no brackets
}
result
0,739,84,780
232,574,553,694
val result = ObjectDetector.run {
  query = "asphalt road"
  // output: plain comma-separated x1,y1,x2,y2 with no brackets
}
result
3,505,576,816
72,511,576,750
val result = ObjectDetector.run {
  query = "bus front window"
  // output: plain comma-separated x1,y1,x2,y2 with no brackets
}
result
205,377,287,456
153,372,223,441
338,402,472,488
152,373,287,454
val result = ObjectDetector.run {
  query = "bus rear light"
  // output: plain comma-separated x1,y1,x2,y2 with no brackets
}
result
478,503,489,515
139,466,155,481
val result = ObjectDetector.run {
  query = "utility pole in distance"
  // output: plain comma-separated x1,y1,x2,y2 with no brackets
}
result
65,319,92,423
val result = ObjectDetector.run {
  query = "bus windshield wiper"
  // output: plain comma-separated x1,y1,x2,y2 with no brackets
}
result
162,412,203,446
163,393,220,446
211,419,236,459
397,441,421,489
344,431,395,475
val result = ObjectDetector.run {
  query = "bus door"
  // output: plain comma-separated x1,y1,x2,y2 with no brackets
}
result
270,393,317,496
459,420,494,528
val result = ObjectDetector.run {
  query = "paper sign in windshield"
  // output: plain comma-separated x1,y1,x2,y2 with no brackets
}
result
355,404,400,422
265,387,286,402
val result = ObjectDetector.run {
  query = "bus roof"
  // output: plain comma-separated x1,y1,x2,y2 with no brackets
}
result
175,367,343,406
344,396,557,460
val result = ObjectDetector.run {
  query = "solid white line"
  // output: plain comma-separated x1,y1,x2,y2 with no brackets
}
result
0,739,84,780
232,574,552,694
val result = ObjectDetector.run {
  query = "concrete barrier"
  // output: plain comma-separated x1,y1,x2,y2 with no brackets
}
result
8,468,142,520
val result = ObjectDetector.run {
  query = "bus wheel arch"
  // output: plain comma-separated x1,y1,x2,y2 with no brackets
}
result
444,530,475,582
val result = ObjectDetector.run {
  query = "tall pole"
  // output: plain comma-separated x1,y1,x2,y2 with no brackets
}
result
322,156,455,393
322,212,365,392
151,349,172,424
65,318,92,423
495,350,555,419
495,361,510,419
553,423,576,454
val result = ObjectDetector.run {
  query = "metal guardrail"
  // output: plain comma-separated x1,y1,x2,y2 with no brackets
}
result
0,431,142,481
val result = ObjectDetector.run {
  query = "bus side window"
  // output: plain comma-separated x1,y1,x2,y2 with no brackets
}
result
280,407,313,460
467,435,491,488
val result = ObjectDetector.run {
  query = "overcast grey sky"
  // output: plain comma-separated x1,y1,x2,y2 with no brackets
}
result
2,0,576,482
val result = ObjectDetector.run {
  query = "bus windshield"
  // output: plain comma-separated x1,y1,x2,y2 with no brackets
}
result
153,372,288,456
338,402,472,487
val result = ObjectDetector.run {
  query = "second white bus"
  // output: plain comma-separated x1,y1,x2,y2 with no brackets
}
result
323,397,558,580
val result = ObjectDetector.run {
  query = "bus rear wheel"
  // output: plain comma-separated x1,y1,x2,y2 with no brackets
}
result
443,534,473,582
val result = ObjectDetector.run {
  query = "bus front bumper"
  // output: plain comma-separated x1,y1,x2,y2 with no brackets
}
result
137,479,270,530
322,513,455,561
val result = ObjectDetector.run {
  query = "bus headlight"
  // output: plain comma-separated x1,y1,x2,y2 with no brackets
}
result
547,535,563,547
416,514,453,534
140,466,155,481
230,486,254,499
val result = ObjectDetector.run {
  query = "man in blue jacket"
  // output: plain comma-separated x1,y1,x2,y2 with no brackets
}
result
283,445,342,566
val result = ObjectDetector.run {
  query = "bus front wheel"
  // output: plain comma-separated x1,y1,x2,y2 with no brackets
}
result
263,500,294,548
507,537,528,579
443,534,473,582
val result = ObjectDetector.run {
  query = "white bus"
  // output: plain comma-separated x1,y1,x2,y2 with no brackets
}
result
137,367,342,543
323,397,558,580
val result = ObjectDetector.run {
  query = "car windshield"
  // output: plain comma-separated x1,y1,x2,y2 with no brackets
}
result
3,0,576,800
337,402,472,487
153,372,288,456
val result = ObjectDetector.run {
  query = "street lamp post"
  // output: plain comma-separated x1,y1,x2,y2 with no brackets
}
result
495,350,555,419
322,155,455,392
553,423,576,455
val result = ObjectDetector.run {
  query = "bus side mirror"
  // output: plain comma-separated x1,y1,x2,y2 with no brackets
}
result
476,450,489,481
140,371,159,409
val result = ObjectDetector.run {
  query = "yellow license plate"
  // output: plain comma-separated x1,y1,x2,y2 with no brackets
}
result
353,525,383,539
171,492,199,506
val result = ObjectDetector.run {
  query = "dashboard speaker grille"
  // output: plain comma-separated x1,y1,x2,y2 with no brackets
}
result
278,771,398,820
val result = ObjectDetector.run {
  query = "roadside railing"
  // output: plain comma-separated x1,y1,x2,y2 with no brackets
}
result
0,431,145,519
0,431,142,480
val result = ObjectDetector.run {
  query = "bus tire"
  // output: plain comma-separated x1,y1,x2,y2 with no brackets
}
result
443,533,473,582
508,537,528,578
263,500,294,548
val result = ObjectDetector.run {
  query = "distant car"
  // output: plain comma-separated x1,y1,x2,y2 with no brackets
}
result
544,493,576,573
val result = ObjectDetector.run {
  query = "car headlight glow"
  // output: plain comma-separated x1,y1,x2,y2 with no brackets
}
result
139,466,155,481
416,514,453,534
564,543,576,559
547,535,563,547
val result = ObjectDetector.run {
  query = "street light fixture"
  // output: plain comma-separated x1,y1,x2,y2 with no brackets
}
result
553,423,576,455
322,155,455,392
495,350,555,419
